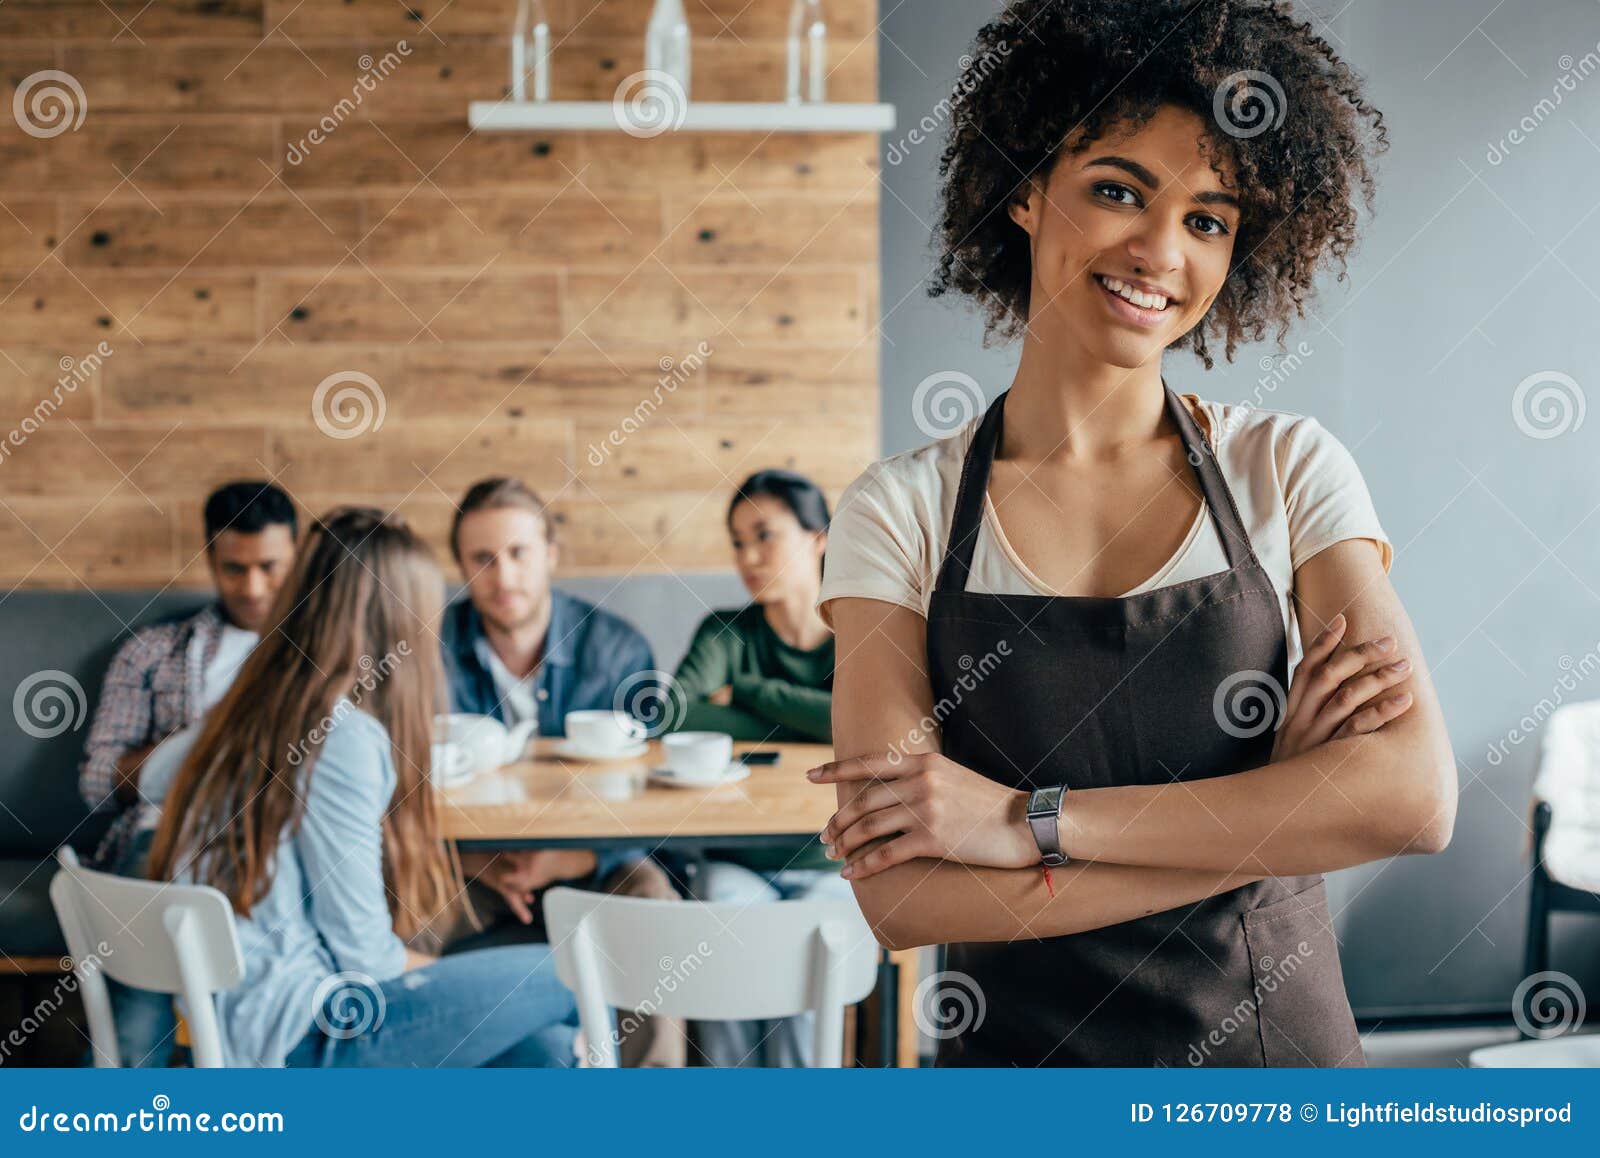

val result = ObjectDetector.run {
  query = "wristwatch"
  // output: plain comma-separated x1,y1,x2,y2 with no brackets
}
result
1026,784,1069,866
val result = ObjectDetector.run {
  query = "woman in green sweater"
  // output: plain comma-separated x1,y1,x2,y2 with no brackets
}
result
673,470,834,742
673,469,850,1066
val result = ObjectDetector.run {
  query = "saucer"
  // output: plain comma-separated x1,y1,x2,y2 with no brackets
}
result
433,767,485,790
647,762,751,789
551,739,650,762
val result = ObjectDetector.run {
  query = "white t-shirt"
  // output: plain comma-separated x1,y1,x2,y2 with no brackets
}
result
477,636,541,726
200,623,258,712
818,396,1393,673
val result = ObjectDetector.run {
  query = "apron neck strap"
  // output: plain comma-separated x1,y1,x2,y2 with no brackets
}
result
933,384,1256,595
935,390,1007,595
1163,387,1254,572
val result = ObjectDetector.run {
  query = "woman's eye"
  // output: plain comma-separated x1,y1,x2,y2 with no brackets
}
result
1093,181,1139,206
1190,214,1230,237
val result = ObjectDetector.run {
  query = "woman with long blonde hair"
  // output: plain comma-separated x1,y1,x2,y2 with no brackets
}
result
146,507,576,1067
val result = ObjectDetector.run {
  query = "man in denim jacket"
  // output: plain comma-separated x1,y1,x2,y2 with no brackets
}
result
440,477,684,1066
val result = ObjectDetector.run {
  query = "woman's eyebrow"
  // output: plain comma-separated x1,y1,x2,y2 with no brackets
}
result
1085,154,1159,186
1085,155,1241,210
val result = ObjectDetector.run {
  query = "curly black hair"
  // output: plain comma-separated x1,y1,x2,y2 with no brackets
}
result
928,0,1387,368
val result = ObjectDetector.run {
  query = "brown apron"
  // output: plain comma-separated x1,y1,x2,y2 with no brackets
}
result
926,386,1363,1068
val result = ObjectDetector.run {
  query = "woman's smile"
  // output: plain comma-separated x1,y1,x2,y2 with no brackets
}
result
1093,272,1180,329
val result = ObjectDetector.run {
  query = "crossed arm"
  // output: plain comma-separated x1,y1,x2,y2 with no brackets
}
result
822,539,1457,951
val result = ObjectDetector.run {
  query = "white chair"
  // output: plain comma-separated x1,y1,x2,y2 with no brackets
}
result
1470,1036,1600,1067
48,847,245,1068
543,887,878,1067
1524,701,1600,1035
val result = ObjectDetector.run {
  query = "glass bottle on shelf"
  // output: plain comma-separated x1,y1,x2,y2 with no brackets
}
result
646,0,692,97
786,0,826,103
510,0,551,102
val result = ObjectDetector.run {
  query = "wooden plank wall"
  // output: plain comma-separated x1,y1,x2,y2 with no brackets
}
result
0,0,881,587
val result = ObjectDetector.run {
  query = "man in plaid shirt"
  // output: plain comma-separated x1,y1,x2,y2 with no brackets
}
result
80,482,299,870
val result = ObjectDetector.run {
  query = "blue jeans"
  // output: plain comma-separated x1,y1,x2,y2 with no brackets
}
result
94,831,181,1068
283,945,579,1068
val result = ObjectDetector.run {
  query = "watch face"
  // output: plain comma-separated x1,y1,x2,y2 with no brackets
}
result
1029,785,1061,817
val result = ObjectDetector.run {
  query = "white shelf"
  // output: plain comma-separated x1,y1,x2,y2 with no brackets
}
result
469,100,897,134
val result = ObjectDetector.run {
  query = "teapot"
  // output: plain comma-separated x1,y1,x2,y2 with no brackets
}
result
431,713,539,785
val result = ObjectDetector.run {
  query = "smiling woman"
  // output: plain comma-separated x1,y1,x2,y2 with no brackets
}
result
930,0,1385,369
817,0,1455,1069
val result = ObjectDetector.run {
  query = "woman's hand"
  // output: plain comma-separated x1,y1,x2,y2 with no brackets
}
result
1271,612,1415,763
809,753,1037,880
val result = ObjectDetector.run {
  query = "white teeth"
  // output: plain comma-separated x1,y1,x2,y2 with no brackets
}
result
1098,275,1169,311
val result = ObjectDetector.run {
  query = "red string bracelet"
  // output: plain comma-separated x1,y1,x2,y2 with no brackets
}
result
1042,865,1056,897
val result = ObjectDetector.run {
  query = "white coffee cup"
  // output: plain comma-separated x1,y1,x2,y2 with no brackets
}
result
564,710,647,755
660,731,734,781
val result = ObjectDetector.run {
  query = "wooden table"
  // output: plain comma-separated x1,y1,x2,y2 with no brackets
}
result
436,738,915,1066
438,739,836,851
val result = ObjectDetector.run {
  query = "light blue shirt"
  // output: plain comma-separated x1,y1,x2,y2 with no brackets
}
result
143,703,408,1067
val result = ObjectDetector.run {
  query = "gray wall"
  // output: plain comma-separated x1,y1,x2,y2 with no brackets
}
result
558,574,749,673
878,0,1600,1017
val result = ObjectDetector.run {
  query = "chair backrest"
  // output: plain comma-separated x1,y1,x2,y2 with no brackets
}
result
49,847,245,1067
1470,1036,1600,1067
543,887,878,1068
1530,699,1600,892
1533,700,1600,815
